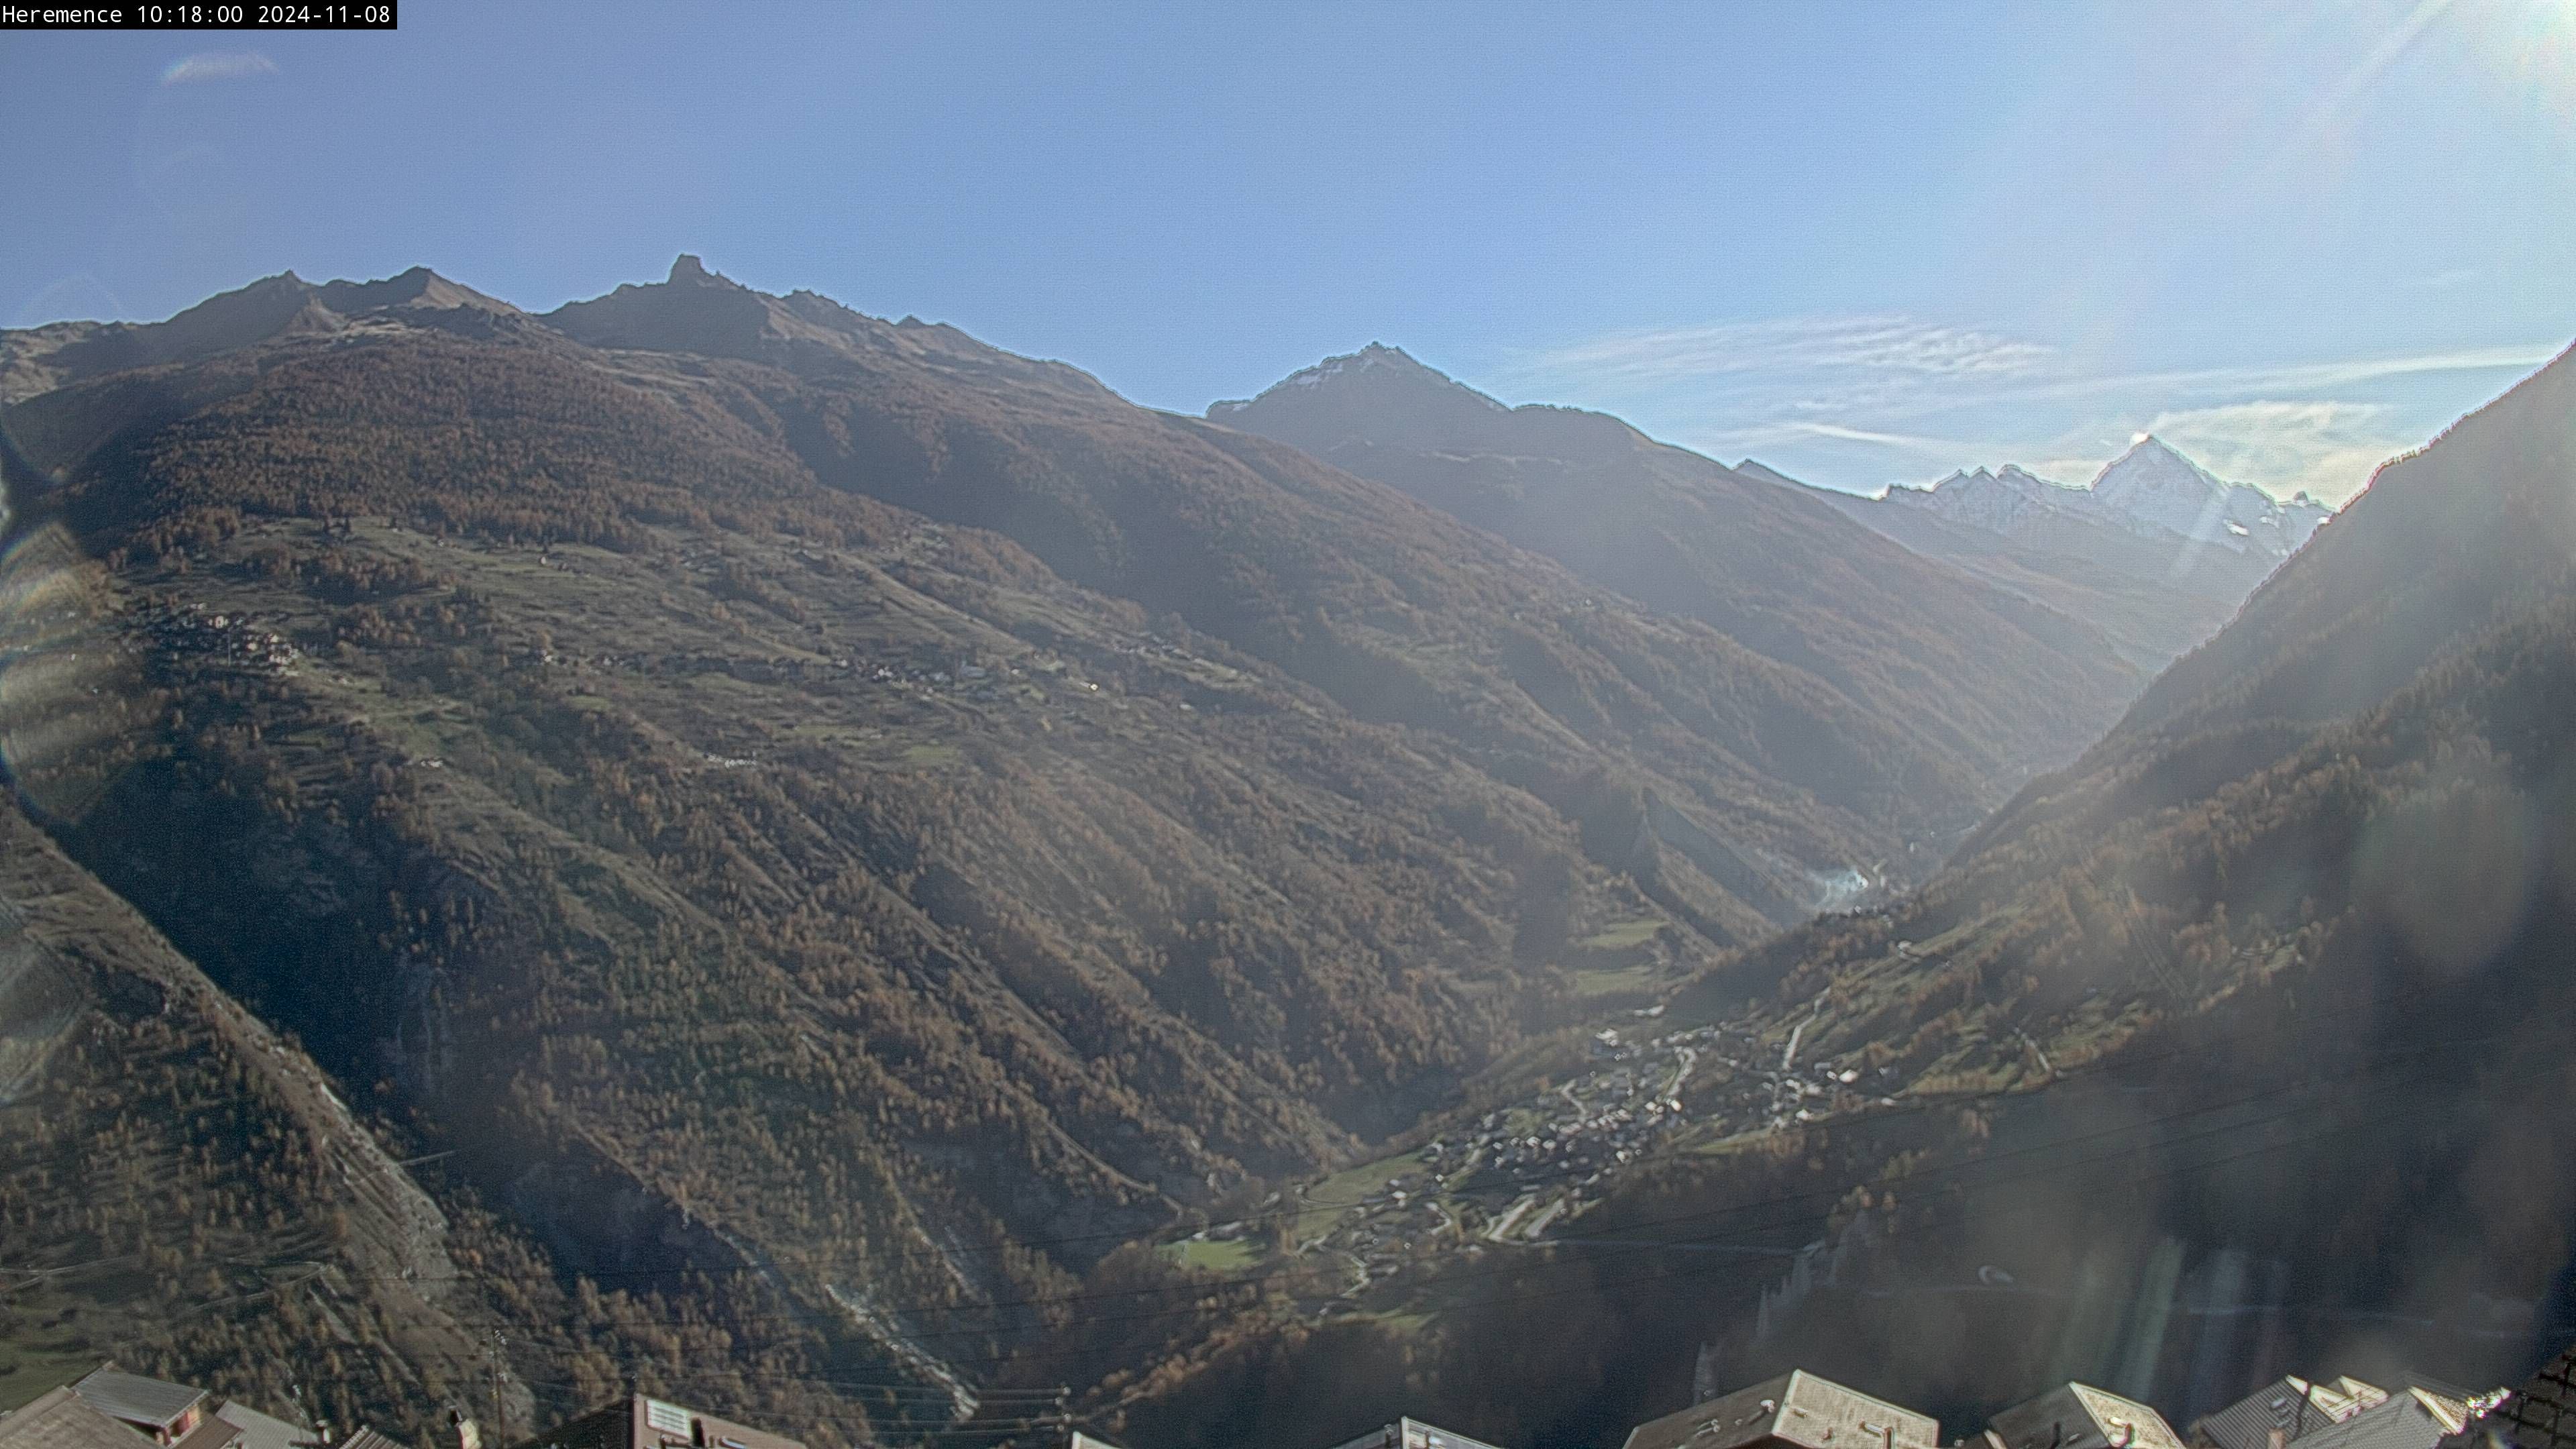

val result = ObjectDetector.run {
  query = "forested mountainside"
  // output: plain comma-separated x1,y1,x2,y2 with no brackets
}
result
0,764,981,1448
1208,345,2144,792
0,257,2204,1446
1,256,2478,1449
0,784,497,1438
1032,347,2576,1449
535,260,2046,928
1659,341,2576,1417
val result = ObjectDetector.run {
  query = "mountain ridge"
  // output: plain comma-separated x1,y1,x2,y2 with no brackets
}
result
1205,340,2148,808
7,259,2514,1449
1755,445,2320,676
1069,339,2576,1449
0,256,2176,1443
1880,435,2333,559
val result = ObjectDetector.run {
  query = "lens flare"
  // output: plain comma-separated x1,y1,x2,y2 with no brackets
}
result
0,514,144,825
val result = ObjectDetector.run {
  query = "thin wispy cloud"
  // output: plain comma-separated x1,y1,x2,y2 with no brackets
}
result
1783,421,1962,450
1523,312,2552,423
1513,307,2561,500
2017,344,2559,409
2141,400,2410,505
160,52,279,85
1515,315,2053,392
1698,418,2017,459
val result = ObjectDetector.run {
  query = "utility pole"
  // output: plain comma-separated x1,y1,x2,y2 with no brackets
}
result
488,1331,509,1449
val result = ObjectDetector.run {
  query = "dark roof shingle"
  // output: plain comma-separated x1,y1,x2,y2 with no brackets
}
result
2294,1391,2471,1449
1623,1371,1939,1449
1990,1384,2188,1449
0,1389,162,1449
2440,1343,2576,1449
2194,1377,2390,1449
69,1373,205,1436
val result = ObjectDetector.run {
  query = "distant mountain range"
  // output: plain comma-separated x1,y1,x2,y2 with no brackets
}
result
1081,341,2576,1449
1872,435,2332,559
0,258,2470,1449
0,260,2243,1443
1748,437,2333,676
1208,343,2145,817
1630,336,2576,1436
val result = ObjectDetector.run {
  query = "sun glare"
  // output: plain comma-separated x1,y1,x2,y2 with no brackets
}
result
2468,0,2576,111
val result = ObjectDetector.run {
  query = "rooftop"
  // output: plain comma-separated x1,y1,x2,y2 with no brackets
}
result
2439,1340,2576,1449
1623,1370,1941,1449
1988,1384,2188,1449
209,1403,307,1449
2194,1377,2392,1449
0,1390,157,1449
1326,1419,1513,1449
164,1419,236,1449
2290,1389,2470,1449
70,1373,206,1435
517,1396,805,1449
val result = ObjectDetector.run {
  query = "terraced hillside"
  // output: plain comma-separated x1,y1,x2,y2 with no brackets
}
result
0,791,492,1436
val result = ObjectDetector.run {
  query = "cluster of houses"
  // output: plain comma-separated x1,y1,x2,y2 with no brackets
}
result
0,1367,388,1449
7,1349,2569,1449
1281,1358,2559,1449
138,604,301,678
1281,1017,1904,1301
0,1372,798,1449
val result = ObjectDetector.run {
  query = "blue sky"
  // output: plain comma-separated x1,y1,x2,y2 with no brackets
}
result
2,0,2568,502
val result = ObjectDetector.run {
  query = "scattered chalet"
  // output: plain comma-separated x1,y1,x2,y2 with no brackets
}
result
0,1390,172,1449
67,1370,223,1449
2194,1377,2395,1449
1986,1384,2189,1449
1328,1419,1509,1449
2193,1377,2478,1449
11,1349,2567,1449
0,1370,352,1449
1622,1369,1941,1449
508,1395,806,1449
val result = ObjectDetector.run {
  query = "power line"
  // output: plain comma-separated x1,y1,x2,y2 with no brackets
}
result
966,1052,2485,1379
859,1044,2483,1373
490,1047,2493,1449
464,1026,2497,1385
436,999,2489,1344
343,968,2404,1304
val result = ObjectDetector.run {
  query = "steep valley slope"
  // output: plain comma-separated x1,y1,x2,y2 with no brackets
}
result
0,260,2265,1448
1208,344,2146,796
0,780,498,1442
1063,345,2576,1449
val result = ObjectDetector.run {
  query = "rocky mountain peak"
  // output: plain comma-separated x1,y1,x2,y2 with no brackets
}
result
1209,341,1651,465
1884,436,2330,558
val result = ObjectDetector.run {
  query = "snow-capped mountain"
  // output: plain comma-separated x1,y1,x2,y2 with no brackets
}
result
1886,464,2086,537
1882,436,2332,558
